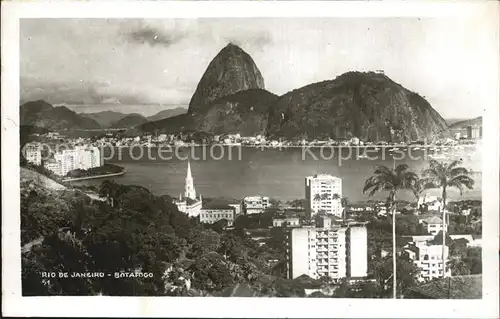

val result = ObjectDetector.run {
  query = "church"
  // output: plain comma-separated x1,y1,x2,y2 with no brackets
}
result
174,161,202,217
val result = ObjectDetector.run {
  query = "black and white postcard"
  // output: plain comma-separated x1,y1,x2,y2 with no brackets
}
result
2,1,499,318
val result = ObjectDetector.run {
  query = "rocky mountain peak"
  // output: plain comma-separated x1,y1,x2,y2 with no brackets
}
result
187,43,265,115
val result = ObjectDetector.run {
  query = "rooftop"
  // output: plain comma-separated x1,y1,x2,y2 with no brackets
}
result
422,216,443,224
406,275,482,299
202,202,234,210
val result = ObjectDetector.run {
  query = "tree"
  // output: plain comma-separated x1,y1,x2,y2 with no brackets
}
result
363,164,419,299
340,196,349,219
98,180,124,207
372,254,419,298
447,259,471,276
421,159,474,277
313,193,322,202
319,193,330,201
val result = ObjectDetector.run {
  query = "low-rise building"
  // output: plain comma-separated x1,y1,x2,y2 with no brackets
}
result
243,196,270,215
272,217,300,228
44,160,62,176
404,242,450,282
23,143,42,166
419,216,447,235
200,203,235,226
227,200,243,216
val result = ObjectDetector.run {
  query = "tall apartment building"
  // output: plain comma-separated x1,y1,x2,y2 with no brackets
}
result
404,242,450,282
76,146,101,169
243,196,270,215
45,146,102,176
467,125,482,139
285,217,368,280
346,225,368,278
305,174,343,218
23,143,42,166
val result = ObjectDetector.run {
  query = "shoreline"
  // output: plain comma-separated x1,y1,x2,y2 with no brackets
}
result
62,171,125,182
104,143,480,149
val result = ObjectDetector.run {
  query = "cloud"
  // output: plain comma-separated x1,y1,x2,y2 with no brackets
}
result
20,76,193,106
126,25,186,47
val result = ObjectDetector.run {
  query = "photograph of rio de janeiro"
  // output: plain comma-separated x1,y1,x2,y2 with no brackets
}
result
18,17,487,300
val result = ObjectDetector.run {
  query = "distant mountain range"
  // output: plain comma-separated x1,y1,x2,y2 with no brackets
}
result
20,100,101,130
20,44,480,140
78,107,187,128
80,111,126,128
110,113,149,129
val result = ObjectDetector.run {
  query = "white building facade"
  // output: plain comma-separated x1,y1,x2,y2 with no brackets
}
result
404,243,451,282
24,143,42,166
200,205,235,226
285,221,368,281
243,196,270,215
44,146,102,176
347,225,368,278
305,174,343,217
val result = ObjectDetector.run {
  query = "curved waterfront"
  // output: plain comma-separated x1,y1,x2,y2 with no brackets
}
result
70,146,482,202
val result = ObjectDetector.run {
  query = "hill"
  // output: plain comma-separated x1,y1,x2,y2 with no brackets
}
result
110,113,149,129
137,113,195,133
196,89,279,136
147,107,187,122
188,43,265,115
266,71,449,142
448,116,482,129
80,111,127,128
20,100,101,130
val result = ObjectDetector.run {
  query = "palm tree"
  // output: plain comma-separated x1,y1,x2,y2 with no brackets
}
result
447,258,471,277
320,193,331,201
340,196,348,220
363,164,419,298
421,159,474,278
313,193,322,202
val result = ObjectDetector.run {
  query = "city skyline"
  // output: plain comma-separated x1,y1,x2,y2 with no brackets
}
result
20,17,494,119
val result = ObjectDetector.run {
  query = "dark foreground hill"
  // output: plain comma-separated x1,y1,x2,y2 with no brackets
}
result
266,71,449,142
20,100,101,130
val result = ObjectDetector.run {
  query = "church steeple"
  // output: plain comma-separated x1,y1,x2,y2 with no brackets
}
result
184,160,196,200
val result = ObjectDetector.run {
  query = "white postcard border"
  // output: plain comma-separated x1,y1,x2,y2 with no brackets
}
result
2,1,499,318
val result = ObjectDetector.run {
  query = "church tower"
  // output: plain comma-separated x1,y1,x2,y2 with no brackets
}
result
184,160,196,200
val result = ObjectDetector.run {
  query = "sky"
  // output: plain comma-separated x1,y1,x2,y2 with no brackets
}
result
20,17,495,118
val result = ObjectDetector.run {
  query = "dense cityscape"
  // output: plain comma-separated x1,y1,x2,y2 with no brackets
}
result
21,131,482,298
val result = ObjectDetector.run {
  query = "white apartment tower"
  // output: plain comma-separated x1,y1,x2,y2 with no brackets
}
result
305,174,343,217
285,220,368,280
346,225,368,278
